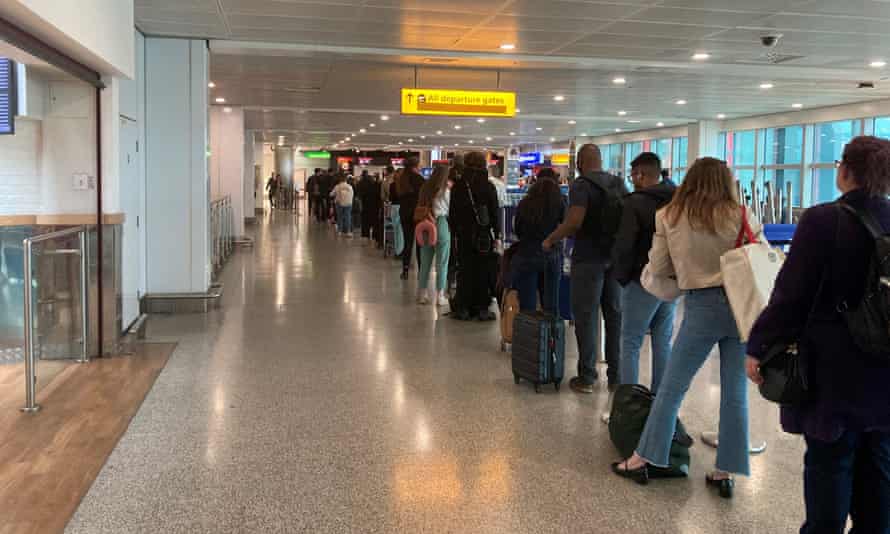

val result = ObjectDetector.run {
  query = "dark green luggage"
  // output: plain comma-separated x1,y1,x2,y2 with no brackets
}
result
608,384,691,477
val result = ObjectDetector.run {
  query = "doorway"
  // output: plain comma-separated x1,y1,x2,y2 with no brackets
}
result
119,117,143,329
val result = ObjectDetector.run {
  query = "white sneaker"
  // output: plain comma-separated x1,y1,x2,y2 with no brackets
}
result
417,291,431,305
437,291,449,306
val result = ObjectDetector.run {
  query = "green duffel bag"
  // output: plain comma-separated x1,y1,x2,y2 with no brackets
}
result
608,384,691,477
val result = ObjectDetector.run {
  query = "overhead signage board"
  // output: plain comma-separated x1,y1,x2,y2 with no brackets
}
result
302,151,330,158
401,88,516,118
550,153,570,165
519,152,543,165
358,157,373,165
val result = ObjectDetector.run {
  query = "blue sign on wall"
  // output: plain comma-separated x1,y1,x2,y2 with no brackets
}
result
0,59,15,135
518,152,542,164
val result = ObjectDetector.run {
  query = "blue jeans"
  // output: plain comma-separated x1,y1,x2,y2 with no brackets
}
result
636,287,750,475
801,430,890,534
571,262,622,385
336,205,352,234
620,281,676,394
511,253,560,314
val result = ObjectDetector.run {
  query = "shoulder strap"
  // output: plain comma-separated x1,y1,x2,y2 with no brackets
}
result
839,201,885,239
735,206,758,247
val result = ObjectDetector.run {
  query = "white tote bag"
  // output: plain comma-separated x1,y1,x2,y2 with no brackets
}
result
720,207,785,342
640,263,681,302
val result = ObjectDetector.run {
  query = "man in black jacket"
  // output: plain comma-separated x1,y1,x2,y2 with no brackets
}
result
612,152,677,394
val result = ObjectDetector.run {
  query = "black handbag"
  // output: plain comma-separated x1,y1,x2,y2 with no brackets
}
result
465,183,493,254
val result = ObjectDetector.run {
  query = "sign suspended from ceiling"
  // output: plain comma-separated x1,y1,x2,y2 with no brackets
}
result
401,88,516,118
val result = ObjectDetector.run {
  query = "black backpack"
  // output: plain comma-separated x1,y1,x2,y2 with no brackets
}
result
839,202,890,361
577,175,624,241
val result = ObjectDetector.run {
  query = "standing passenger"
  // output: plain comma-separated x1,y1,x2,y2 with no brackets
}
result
393,158,425,280
747,136,890,528
543,144,627,393
330,174,354,237
417,165,452,306
612,152,677,393
511,178,565,313
612,158,759,496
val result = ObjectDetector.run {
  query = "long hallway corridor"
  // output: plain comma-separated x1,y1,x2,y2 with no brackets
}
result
66,210,806,534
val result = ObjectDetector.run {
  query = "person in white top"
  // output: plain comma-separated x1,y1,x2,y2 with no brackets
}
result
416,164,452,305
330,175,355,236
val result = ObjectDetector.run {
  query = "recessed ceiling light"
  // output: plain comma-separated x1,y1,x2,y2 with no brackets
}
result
215,97,226,103
509,132,516,136
468,140,475,144
553,95,565,101
398,141,403,145
692,52,710,60
345,137,351,141
436,130,443,135
568,120,576,124
759,82,774,89
717,113,726,119
871,60,887,68
675,99,687,105
485,136,492,141
612,77,626,85
549,137,556,142
535,127,543,131
359,128,366,133
581,132,588,136
408,138,414,142
617,110,627,116
627,120,641,124
515,108,521,113
223,107,232,113
370,123,376,127
615,128,622,132
792,103,804,109
477,118,486,123
381,115,390,121
208,82,216,88
500,43,516,50
351,132,356,136
657,122,665,127
454,125,462,130
454,143,459,147
420,135,426,139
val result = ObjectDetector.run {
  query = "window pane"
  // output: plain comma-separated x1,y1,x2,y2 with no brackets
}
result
764,168,803,207
811,167,840,204
732,130,756,166
763,125,803,165
605,144,622,174
734,168,755,204
672,137,688,168
624,141,643,183
717,132,727,160
814,120,859,163
875,117,890,140
654,138,672,169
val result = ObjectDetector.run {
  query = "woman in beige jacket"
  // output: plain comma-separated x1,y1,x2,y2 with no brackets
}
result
612,157,763,499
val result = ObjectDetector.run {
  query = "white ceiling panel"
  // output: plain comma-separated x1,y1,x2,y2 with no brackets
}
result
222,0,360,18
136,0,218,11
482,14,614,33
596,20,730,40
502,1,640,19
629,6,774,27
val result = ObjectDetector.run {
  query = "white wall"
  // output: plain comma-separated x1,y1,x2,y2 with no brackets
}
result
0,119,42,215
145,38,209,294
243,133,256,220
0,0,135,78
209,106,245,236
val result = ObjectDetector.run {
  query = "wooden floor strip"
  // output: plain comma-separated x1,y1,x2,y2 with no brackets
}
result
0,343,176,534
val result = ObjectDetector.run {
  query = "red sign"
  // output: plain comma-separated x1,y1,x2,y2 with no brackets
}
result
358,157,373,165
390,158,405,166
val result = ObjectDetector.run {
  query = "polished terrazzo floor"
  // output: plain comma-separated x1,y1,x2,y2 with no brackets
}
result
66,209,807,533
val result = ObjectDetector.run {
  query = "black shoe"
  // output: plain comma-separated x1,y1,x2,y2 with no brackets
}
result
674,427,695,448
449,310,473,321
569,376,595,394
611,461,649,485
400,269,409,280
706,474,734,499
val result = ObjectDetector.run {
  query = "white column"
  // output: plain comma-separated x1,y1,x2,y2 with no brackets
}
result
209,105,245,236
687,120,722,162
144,37,210,294
243,131,256,222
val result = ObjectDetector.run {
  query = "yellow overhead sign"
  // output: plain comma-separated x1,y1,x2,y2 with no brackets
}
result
401,88,516,118
550,153,570,165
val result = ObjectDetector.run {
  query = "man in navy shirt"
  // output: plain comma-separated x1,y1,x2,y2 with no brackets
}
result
544,144,628,393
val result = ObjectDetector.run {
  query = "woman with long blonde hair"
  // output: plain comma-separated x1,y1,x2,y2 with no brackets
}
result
416,164,452,305
612,157,763,498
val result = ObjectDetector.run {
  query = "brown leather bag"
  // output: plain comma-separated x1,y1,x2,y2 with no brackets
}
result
413,205,432,224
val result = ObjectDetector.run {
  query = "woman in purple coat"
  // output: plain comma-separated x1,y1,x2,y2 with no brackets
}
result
747,136,890,534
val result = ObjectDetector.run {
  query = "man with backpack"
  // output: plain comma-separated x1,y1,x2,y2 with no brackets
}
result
543,144,628,394
612,152,676,394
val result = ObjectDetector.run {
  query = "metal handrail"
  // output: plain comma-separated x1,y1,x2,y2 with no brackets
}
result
210,195,235,273
21,225,89,413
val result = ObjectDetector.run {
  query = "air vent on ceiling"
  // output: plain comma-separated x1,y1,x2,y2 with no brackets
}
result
736,53,806,65
424,57,459,64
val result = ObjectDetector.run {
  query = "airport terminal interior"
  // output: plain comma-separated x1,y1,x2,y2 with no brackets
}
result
1,0,890,532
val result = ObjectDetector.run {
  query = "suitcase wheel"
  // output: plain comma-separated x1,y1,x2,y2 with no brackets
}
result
534,383,541,394
513,374,520,385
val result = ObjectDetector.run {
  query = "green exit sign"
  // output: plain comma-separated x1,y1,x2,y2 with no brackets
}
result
302,151,331,158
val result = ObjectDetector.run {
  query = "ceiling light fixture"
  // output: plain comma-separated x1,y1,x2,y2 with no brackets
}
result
627,120,641,123
381,115,390,121
215,97,226,103
568,120,576,124
468,140,475,144
580,132,588,136
692,52,710,60
554,95,565,101
871,60,887,68
516,108,521,113
500,43,516,50
717,113,726,119
420,135,426,139
208,82,216,88
612,77,626,85
509,132,516,136
454,125,462,130
477,118,486,123
408,138,414,142
656,122,665,127
535,127,543,131
370,123,376,127
759,82,774,89
398,141,403,145
549,137,556,142
454,143,459,147
486,136,492,141
617,110,627,116
792,103,804,109
436,130,443,135
223,107,232,113
615,128,622,132
675,99,687,105
359,128,366,133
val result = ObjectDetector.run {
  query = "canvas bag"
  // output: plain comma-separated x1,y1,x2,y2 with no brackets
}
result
720,206,785,342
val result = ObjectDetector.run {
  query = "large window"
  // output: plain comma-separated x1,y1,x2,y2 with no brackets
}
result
810,120,861,204
623,141,643,180
875,117,890,140
653,138,672,170
602,144,623,176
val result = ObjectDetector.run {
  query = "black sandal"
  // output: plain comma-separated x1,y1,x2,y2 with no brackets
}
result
611,460,649,485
